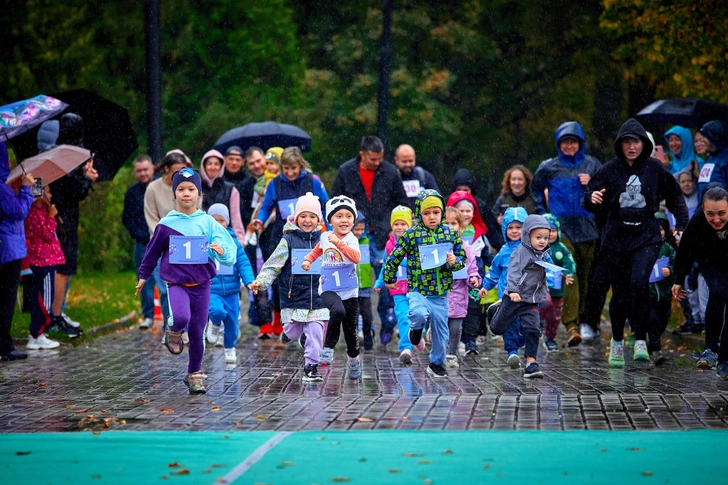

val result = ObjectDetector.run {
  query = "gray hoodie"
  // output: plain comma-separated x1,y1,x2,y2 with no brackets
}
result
505,214,552,303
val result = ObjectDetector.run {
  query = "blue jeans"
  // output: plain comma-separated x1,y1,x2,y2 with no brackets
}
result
407,292,449,366
152,257,170,328
393,294,411,351
209,292,240,349
503,317,525,354
134,242,156,319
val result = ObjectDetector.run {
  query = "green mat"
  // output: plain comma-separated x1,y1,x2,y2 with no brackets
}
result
2,430,727,484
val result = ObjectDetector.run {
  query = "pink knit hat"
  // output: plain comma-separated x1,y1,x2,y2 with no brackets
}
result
292,192,323,223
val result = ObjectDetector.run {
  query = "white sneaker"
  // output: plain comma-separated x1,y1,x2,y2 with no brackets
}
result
445,355,460,369
457,342,466,356
224,348,236,364
139,318,153,329
580,323,596,341
182,331,190,345
26,334,60,350
476,336,486,345
206,322,220,344
62,312,80,328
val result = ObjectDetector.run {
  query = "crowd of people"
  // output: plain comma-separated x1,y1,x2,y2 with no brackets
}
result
2,114,728,396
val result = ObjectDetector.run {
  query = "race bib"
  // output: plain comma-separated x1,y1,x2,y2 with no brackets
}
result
397,258,407,281
215,259,234,275
402,179,421,197
359,244,371,265
453,267,468,280
649,257,670,283
277,198,297,220
321,263,358,291
699,163,715,183
461,235,474,245
291,248,321,275
535,260,566,273
546,270,562,290
419,243,452,270
169,236,209,264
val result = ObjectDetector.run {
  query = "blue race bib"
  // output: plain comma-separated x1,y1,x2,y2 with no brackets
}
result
359,244,371,265
546,270,562,290
278,198,297,220
419,243,452,270
215,259,234,275
291,248,322,275
397,258,408,281
452,267,468,280
169,236,209,264
321,263,358,292
649,257,670,283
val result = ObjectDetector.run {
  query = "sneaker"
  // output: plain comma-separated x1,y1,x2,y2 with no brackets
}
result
507,352,521,369
61,312,81,328
457,341,466,355
49,316,80,338
542,338,558,352
409,328,425,351
633,340,649,361
206,322,221,345
380,325,394,346
139,317,153,330
566,327,582,347
464,340,479,356
299,334,307,349
426,362,448,378
608,339,625,368
445,355,459,369
319,347,334,366
697,349,718,370
1,349,28,361
580,323,596,341
363,329,374,351
348,356,361,380
181,331,190,345
224,348,236,364
476,335,487,345
164,329,184,355
26,334,60,350
280,332,291,344
183,371,207,394
357,329,364,340
303,364,323,382
399,348,412,365
672,321,695,335
716,361,728,380
523,362,544,378
258,322,273,340
486,300,501,323
650,350,666,366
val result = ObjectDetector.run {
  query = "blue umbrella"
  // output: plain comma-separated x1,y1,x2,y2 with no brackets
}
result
214,121,312,154
0,95,68,142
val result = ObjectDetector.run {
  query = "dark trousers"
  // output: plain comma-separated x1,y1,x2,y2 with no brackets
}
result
582,246,610,329
605,244,661,342
0,259,22,355
29,266,55,338
648,299,671,352
244,243,271,326
701,270,728,361
461,299,482,343
490,295,541,359
358,296,373,336
322,292,360,358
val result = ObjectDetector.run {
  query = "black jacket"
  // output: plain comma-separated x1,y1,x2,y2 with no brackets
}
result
451,168,504,251
201,177,234,212
122,181,151,244
674,211,728,283
223,169,255,226
279,227,323,310
583,118,688,252
332,158,409,250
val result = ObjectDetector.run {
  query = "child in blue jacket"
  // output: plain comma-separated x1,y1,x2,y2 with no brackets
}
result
207,204,255,364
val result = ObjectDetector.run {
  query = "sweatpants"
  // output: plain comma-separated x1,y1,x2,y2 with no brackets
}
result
152,258,170,328
393,294,412,351
134,242,156,320
447,318,463,355
701,270,728,362
358,296,373,337
582,248,610,330
322,292,360,358
648,299,671,352
283,320,325,365
490,295,541,359
461,299,482,343
208,292,240,349
0,259,22,356
539,294,563,340
407,292,448,366
167,282,211,374
244,244,272,327
561,238,596,327
605,243,661,343
29,266,55,338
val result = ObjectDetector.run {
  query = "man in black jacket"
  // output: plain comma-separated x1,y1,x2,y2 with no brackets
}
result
394,144,439,206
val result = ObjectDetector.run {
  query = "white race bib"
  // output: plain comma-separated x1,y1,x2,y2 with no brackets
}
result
699,163,715,183
403,179,421,197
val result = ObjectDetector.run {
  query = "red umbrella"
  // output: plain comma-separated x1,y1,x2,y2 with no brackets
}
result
5,145,91,185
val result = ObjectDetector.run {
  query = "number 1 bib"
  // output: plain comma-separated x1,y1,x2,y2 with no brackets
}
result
321,263,358,292
278,198,297,220
419,243,452,270
169,236,209,264
215,259,234,275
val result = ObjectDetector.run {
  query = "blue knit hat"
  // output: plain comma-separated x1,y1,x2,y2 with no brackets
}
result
172,167,202,195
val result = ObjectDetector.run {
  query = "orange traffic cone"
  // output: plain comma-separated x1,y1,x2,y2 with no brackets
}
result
153,287,162,321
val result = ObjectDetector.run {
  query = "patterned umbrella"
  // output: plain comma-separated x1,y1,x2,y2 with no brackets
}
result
0,95,68,142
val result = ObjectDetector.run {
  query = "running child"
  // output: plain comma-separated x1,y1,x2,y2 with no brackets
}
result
302,196,361,379
646,212,676,366
248,192,329,382
352,211,375,350
136,168,236,394
383,189,466,378
206,204,255,364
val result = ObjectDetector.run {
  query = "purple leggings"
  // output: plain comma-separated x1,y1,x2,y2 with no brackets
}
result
167,282,210,373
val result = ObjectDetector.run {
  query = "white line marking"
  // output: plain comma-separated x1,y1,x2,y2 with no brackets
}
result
215,431,291,484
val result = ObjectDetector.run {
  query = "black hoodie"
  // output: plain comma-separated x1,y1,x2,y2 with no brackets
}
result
582,118,688,252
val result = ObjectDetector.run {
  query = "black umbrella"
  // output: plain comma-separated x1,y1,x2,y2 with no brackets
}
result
637,98,728,129
10,89,138,182
214,121,312,154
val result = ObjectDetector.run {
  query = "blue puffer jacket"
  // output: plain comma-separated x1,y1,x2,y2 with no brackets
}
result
483,207,528,298
0,142,34,263
210,226,255,296
532,121,602,243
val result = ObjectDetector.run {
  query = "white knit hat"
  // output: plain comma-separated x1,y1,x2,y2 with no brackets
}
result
325,195,357,222
207,203,230,224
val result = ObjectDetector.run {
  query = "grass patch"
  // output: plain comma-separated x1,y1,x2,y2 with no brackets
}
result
11,271,139,342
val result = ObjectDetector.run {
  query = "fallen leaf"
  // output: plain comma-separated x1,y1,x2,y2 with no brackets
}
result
601,448,608,452
73,409,90,414
104,417,117,423
628,447,641,451
677,346,686,350
442,449,453,455
85,415,96,421
209,401,215,404
331,478,351,482
16,451,31,456
160,476,168,480
168,462,182,468
359,458,366,462
256,415,266,420
403,453,425,457
389,469,401,473
171,468,190,475
424,479,433,484
200,469,212,474
211,406,221,411
280,461,295,467
133,398,150,403
77,420,84,427
36,383,48,387
222,435,230,439
101,423,110,430
66,404,75,409
119,420,127,425
315,436,326,441
483,465,490,470
91,475,101,479
356,417,374,422
100,410,110,414
331,441,341,445
418,460,432,464
91,430,101,435
210,464,228,469
160,408,176,414
642,471,653,477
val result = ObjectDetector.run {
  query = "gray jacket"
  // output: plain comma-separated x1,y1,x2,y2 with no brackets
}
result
505,215,552,304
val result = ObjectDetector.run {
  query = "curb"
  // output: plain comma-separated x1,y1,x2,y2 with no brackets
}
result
13,311,138,346
665,329,705,351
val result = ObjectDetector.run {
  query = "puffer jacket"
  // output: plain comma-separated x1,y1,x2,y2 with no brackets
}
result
447,242,481,318
484,207,528,298
383,189,466,297
279,219,323,310
210,226,255,296
0,142,33,263
200,150,245,244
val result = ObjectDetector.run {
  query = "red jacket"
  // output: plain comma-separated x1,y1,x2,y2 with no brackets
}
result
24,203,65,267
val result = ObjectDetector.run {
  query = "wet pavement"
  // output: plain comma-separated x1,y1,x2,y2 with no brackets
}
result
2,317,728,434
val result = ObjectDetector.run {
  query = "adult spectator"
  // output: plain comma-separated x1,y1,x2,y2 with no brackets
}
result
698,120,728,192
494,165,537,222
122,154,156,329
199,149,245,243
49,114,97,334
332,136,409,270
583,118,687,368
394,144,439,204
452,168,504,251
664,126,702,176
532,121,603,344
222,146,254,226
0,142,34,361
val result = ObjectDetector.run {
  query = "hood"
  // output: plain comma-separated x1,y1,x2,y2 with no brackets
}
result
664,126,696,172
37,120,59,152
56,113,84,147
555,121,586,167
521,214,551,249
655,211,671,235
543,213,561,241
501,206,528,243
414,189,446,227
200,149,227,186
0,142,9,182
613,118,654,164
446,190,487,237
164,209,207,222
452,168,476,194
700,120,728,155
355,210,366,226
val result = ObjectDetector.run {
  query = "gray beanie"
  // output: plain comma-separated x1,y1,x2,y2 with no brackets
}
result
208,203,230,224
